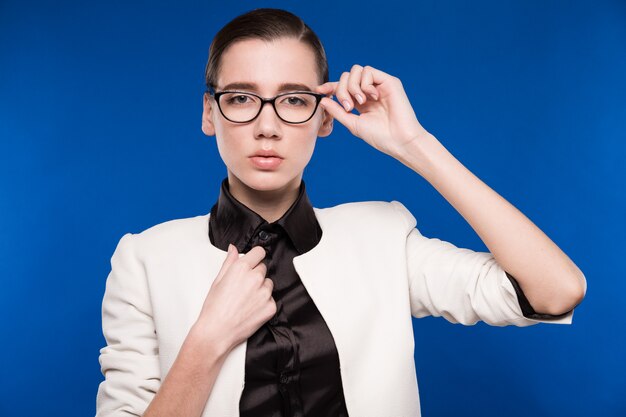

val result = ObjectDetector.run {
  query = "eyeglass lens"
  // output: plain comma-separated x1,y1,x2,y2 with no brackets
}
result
218,92,318,123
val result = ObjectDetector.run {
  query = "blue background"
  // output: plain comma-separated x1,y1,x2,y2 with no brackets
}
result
1,1,624,416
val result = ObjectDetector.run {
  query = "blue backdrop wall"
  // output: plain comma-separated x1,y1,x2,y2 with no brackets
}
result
1,1,624,416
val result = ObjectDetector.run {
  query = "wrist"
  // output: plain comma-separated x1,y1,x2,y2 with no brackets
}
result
188,320,233,359
396,132,445,179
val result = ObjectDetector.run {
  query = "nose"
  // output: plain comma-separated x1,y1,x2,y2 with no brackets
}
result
253,101,282,140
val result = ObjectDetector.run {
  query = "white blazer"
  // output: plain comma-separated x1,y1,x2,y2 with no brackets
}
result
96,200,573,417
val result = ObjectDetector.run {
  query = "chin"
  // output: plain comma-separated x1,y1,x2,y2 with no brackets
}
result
233,171,300,193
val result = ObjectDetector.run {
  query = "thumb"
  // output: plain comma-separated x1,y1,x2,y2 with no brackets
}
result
214,243,239,284
320,97,358,136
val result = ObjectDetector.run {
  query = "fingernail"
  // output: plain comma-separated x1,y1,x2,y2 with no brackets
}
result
371,94,378,101
342,100,351,111
355,94,363,104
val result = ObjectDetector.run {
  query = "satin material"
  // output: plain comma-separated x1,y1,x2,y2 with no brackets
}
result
209,178,349,417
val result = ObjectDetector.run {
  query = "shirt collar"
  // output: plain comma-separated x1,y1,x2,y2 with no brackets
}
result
209,177,321,254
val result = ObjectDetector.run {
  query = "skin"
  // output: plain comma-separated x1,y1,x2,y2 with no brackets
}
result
201,37,334,223
143,36,586,417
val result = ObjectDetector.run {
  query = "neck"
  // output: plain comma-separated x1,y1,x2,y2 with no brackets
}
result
227,174,301,223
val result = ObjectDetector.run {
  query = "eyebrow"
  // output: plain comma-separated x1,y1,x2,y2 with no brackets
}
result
219,82,313,93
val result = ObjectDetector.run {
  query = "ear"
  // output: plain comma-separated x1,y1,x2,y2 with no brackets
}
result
317,106,334,138
201,92,216,136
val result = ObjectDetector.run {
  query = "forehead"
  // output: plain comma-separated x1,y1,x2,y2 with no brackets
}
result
216,37,319,94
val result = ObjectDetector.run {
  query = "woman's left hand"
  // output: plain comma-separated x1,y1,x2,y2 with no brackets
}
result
315,65,430,160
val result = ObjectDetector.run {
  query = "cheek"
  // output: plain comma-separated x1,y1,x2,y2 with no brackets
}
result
214,124,246,160
301,124,320,154
296,137,318,167
214,134,239,166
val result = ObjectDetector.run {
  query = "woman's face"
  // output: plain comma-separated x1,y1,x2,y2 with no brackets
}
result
202,37,333,196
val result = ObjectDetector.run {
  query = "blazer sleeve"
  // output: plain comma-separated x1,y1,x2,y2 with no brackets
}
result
96,233,161,416
390,200,574,327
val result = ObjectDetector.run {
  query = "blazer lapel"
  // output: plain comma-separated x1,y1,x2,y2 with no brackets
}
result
291,207,371,413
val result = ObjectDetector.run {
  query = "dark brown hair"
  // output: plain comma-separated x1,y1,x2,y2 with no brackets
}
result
204,8,328,89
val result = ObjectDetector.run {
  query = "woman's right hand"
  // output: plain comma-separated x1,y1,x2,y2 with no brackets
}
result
194,244,276,354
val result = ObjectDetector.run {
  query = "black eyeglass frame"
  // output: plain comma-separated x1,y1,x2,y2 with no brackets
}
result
206,86,326,124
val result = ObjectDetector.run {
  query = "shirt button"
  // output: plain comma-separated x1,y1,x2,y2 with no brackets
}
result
258,230,270,241
279,372,289,384
269,314,279,326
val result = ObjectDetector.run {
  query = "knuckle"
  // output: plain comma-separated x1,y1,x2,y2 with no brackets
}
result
336,91,348,101
351,64,363,71
347,84,360,94
268,299,277,313
236,260,251,273
251,269,264,281
230,260,244,272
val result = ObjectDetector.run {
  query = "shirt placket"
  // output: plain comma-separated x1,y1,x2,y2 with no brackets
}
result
252,226,305,417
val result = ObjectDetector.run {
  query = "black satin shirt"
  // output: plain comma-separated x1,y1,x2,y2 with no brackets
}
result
208,178,349,417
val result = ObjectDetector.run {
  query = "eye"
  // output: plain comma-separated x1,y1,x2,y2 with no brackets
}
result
228,94,252,104
280,94,311,107
221,92,259,106
287,96,305,105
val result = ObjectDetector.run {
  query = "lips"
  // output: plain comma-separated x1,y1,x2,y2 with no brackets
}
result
252,150,283,158
249,150,283,170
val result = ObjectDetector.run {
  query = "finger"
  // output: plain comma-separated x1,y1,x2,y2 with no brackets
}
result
252,261,267,280
364,65,395,90
314,82,337,96
335,71,353,111
347,65,366,105
214,243,240,283
320,97,359,136
240,245,266,269
360,66,378,100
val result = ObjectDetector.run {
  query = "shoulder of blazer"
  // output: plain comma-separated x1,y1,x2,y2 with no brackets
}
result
127,213,212,258
312,200,417,232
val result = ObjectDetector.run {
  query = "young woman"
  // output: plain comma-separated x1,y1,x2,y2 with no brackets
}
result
96,8,586,417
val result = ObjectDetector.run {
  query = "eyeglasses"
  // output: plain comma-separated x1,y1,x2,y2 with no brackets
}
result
207,87,325,124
